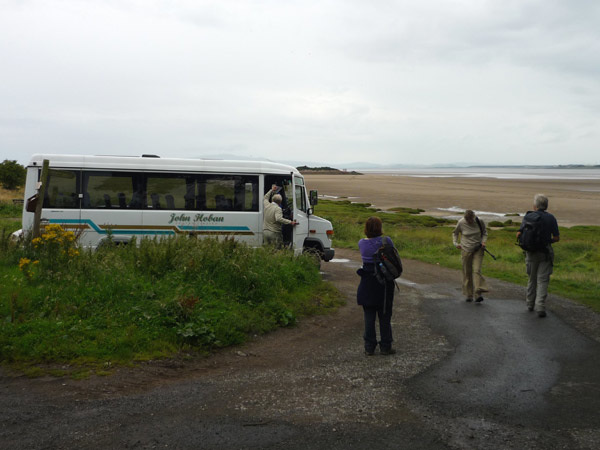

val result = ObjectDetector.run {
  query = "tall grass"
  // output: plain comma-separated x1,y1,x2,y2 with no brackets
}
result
0,231,342,374
315,200,600,312
0,186,24,204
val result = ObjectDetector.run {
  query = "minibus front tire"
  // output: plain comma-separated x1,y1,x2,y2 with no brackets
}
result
322,248,335,262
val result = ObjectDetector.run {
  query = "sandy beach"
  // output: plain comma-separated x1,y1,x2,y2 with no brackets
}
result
304,174,600,227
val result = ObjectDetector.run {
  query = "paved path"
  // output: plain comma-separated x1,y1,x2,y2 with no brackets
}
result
399,270,600,448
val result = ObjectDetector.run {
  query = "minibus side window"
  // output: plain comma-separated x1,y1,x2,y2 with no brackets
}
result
197,175,258,212
44,169,80,209
199,176,234,210
184,177,196,210
82,171,140,209
245,180,259,211
241,176,259,211
295,185,307,213
146,174,189,210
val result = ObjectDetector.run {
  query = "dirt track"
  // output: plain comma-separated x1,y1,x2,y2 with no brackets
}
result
2,248,600,449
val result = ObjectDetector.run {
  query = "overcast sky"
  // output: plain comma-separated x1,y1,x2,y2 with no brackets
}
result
1,0,599,167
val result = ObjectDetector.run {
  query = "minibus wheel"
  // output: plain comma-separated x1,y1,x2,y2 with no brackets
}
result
302,246,322,269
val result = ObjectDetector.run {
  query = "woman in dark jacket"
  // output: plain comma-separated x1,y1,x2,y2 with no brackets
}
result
357,216,396,356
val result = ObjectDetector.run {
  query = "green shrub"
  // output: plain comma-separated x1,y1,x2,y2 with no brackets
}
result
0,160,26,190
0,233,343,373
488,221,505,227
389,206,426,214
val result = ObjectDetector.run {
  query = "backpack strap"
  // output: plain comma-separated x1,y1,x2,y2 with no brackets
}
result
383,236,400,292
475,217,483,238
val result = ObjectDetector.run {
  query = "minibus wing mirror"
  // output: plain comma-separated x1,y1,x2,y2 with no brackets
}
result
309,190,318,206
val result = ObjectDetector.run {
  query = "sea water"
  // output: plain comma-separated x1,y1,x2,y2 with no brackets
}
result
360,167,600,180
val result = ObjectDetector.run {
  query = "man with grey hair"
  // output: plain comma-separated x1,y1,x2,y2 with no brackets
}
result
453,209,489,302
517,194,560,318
263,184,297,247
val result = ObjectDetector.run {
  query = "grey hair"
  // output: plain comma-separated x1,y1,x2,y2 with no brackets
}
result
272,194,283,205
534,193,548,210
464,209,475,221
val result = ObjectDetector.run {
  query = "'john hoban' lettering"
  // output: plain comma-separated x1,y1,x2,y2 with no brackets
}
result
169,213,191,223
194,214,224,223
169,213,225,224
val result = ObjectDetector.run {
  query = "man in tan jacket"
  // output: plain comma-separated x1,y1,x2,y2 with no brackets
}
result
453,209,489,302
263,185,297,247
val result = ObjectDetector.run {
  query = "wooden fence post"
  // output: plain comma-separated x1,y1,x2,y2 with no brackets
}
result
32,159,49,239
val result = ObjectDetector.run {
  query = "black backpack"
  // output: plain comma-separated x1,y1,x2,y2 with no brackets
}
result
374,236,403,284
518,211,546,252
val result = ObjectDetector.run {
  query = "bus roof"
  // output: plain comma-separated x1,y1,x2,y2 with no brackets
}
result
27,154,302,176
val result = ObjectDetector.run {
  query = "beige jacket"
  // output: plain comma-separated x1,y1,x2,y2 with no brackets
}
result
263,191,293,233
453,217,487,252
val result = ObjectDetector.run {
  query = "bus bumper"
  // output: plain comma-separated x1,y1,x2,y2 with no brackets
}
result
322,248,335,262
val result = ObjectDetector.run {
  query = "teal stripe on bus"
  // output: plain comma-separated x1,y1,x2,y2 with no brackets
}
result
49,219,252,235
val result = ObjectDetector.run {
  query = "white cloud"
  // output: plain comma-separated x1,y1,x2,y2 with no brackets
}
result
1,0,599,166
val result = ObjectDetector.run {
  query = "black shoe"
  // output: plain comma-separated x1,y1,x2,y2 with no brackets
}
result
538,311,547,318
527,306,534,312
380,348,396,355
475,296,484,303
466,298,473,302
365,349,375,356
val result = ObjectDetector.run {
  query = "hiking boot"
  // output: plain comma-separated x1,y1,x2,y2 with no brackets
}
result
465,297,473,302
365,349,375,356
475,296,484,303
380,348,396,355
527,306,534,312
538,311,547,318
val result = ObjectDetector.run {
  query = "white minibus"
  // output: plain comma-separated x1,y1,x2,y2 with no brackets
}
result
19,154,335,261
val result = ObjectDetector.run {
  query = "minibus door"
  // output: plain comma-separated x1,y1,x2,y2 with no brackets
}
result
292,175,309,254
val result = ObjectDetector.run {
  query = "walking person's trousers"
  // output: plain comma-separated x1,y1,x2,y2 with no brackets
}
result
461,247,488,298
526,248,554,312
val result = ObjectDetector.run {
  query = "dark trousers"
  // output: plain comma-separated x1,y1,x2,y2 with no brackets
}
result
363,305,393,352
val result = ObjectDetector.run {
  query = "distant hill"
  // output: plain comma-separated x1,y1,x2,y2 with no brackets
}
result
297,166,362,175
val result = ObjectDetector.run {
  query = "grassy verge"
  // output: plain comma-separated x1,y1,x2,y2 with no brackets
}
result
314,200,600,312
0,190,24,235
0,204,22,219
0,228,342,377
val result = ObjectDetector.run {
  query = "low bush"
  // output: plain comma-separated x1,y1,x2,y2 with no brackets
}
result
488,219,515,227
388,206,426,214
0,230,342,374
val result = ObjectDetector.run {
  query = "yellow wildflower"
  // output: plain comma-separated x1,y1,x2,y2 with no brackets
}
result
19,258,31,270
45,224,63,232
